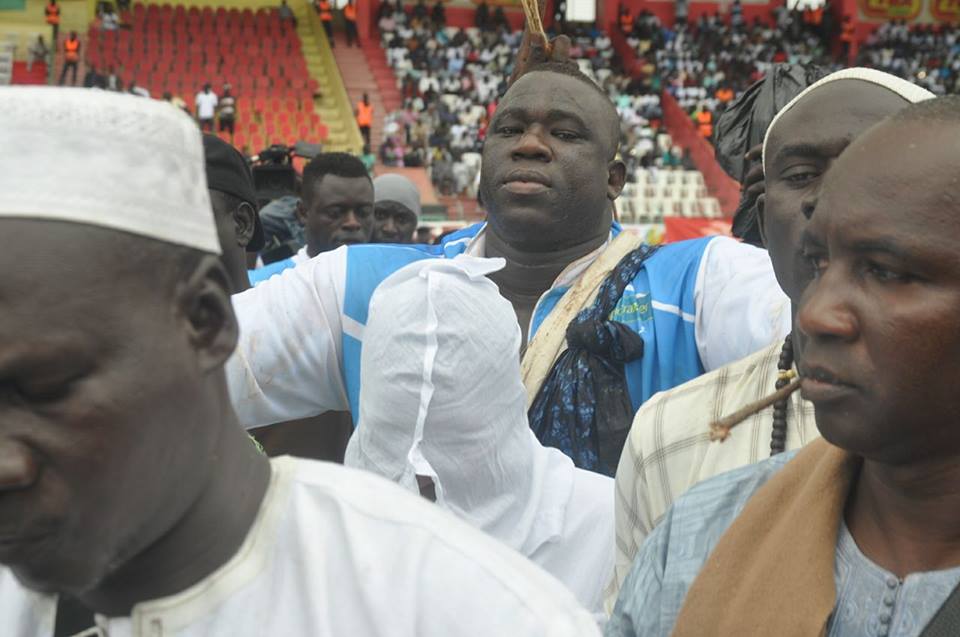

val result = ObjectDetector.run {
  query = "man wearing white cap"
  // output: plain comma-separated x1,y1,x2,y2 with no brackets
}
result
0,87,601,637
346,256,614,612
607,68,935,606
607,93,960,637
372,173,420,244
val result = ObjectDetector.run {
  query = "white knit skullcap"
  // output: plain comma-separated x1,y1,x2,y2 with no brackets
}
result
0,87,220,254
762,68,934,175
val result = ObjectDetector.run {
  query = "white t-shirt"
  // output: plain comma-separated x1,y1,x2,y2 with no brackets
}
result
194,91,218,120
1,458,600,637
226,230,789,430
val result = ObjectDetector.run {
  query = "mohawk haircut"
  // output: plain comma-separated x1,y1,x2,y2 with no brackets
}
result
513,60,622,159
523,60,608,99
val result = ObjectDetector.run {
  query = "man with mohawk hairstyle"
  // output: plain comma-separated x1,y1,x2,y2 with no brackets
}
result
226,0,788,477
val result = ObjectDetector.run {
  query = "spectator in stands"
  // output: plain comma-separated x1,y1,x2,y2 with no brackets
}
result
106,65,121,91
81,64,101,88
27,35,49,74
412,0,428,23
296,152,374,259
344,0,358,47
493,6,507,29
218,84,236,139
475,0,490,31
45,0,60,45
279,0,297,26
372,174,420,244
431,1,445,27
360,144,376,173
356,92,373,148
162,91,190,113
730,0,744,30
100,4,119,31
316,0,333,46
675,0,688,26
127,80,149,98
195,83,218,133
58,31,81,86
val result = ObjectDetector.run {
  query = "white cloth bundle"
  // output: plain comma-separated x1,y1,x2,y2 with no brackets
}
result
346,256,615,611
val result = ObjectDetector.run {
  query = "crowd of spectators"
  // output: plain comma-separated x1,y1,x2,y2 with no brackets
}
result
856,21,960,95
376,3,692,198
620,2,836,139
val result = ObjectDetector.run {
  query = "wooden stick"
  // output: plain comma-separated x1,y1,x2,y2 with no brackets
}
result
709,378,802,442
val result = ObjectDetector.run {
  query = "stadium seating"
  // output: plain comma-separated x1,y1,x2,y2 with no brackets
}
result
84,3,327,150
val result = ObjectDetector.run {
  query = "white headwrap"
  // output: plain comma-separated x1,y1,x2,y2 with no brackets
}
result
0,87,220,254
762,68,935,175
345,255,576,556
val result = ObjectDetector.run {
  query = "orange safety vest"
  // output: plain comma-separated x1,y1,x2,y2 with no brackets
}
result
64,37,80,62
841,23,855,43
343,3,356,21
696,110,713,138
804,7,823,25
318,0,332,21
356,101,372,126
619,13,633,31
45,2,60,25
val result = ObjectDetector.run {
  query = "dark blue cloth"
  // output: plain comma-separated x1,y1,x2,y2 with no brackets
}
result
528,245,658,475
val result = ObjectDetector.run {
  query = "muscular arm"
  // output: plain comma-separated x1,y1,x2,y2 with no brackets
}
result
227,248,350,429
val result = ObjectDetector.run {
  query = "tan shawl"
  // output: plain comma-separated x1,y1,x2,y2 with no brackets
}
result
671,438,861,637
519,231,643,406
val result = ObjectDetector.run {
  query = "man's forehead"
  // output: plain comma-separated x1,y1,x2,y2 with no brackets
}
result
817,120,960,240
311,174,373,198
768,82,910,166
501,72,605,116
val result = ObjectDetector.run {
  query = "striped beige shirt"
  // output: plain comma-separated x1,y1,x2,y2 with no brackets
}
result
606,341,819,610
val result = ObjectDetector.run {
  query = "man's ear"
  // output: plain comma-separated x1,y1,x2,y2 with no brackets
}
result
607,159,627,201
176,256,238,373
233,201,257,249
756,194,769,248
295,198,308,226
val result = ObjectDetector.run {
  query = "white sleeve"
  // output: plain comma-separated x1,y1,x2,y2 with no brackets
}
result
226,248,350,429
693,237,790,371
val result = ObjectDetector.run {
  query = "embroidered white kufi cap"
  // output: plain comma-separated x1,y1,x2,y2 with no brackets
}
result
0,87,220,254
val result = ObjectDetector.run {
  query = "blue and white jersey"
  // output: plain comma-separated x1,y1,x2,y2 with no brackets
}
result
227,222,788,428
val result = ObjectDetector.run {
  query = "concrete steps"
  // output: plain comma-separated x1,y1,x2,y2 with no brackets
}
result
329,32,383,153
293,1,355,152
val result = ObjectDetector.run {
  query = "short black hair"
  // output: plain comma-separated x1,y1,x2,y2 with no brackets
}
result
301,152,371,204
519,61,621,159
891,94,960,125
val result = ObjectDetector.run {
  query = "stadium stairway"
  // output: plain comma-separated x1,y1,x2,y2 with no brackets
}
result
4,0,87,86
609,25,740,216
296,0,361,153
360,39,402,114
329,32,384,154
